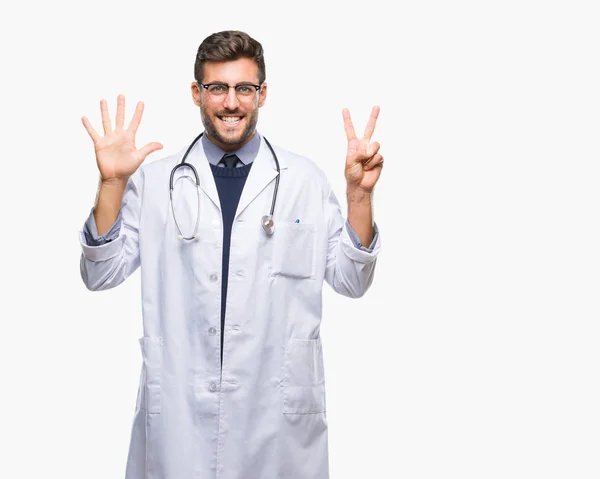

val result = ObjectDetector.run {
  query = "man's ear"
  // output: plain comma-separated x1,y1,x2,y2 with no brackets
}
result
258,82,268,108
191,82,202,107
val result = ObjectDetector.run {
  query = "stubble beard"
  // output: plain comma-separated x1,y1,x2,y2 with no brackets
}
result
200,101,259,148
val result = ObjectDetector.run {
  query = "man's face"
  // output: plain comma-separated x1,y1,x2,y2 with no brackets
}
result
192,57,267,152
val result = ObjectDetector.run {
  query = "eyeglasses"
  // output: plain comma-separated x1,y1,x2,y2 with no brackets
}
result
198,82,262,102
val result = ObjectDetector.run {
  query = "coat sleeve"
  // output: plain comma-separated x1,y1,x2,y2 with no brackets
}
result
79,169,144,291
323,184,381,298
82,206,123,246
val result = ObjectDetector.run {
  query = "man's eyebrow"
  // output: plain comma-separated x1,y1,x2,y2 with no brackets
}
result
206,81,257,85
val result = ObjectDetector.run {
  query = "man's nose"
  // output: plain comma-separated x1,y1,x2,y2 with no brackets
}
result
224,87,240,109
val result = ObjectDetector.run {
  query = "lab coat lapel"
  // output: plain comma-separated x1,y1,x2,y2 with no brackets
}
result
235,137,286,220
189,138,221,211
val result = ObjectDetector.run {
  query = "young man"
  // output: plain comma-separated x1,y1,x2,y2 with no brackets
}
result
80,30,383,479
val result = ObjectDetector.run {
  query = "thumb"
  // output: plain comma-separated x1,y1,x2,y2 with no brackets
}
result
137,142,164,161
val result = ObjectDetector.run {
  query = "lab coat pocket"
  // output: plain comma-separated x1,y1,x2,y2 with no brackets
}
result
139,336,163,415
271,223,316,279
282,338,326,414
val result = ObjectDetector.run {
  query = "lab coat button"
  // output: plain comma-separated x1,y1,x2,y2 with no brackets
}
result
231,324,240,331
209,273,218,282
208,327,216,336
236,270,245,277
209,382,218,392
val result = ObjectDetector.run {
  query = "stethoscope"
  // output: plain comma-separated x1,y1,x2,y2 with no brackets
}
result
169,132,280,240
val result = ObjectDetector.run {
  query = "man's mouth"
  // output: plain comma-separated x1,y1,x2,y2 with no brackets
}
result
219,115,243,127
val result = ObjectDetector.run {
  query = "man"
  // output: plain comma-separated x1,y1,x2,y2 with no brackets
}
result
80,30,383,479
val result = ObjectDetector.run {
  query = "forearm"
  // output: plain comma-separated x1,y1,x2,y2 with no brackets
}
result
324,186,379,298
346,187,374,246
94,177,129,236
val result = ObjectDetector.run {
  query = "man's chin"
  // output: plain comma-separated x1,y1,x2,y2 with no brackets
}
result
214,125,252,144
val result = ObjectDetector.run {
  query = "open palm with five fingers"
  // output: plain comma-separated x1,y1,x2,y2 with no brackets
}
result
81,95,163,183
343,106,383,193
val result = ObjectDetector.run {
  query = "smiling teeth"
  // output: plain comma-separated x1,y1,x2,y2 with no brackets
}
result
222,117,241,123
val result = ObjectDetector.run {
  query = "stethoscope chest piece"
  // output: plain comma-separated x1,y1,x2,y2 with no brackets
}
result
261,215,274,235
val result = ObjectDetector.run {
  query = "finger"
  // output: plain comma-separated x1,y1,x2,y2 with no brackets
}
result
81,116,100,143
342,108,357,142
346,138,361,162
362,105,380,142
100,99,112,135
136,142,164,161
115,94,125,131
365,153,383,170
366,141,380,157
128,101,144,135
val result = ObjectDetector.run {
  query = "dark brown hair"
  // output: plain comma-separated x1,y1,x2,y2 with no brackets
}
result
194,30,266,84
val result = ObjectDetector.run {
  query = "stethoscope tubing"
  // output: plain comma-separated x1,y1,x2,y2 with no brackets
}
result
169,132,280,240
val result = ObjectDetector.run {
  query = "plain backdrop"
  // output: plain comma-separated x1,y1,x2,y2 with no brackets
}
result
1,0,599,478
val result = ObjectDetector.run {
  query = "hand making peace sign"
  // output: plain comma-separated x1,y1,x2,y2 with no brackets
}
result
343,106,383,193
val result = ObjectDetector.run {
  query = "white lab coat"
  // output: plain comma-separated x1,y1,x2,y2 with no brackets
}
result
79,136,381,479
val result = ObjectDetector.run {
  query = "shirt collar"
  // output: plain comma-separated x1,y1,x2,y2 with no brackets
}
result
201,130,261,166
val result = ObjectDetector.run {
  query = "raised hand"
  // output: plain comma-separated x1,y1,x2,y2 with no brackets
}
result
82,95,163,183
343,106,384,193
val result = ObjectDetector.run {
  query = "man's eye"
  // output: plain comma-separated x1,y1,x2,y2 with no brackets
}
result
210,85,227,93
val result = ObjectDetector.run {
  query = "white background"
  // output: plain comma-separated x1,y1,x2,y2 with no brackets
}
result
1,0,599,477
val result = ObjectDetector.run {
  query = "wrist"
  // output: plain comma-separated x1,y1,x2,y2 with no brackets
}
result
100,176,129,188
346,186,372,204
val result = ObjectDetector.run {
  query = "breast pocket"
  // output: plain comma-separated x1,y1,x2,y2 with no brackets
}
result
271,222,316,280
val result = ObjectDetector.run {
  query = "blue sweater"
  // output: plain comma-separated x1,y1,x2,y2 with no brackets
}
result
210,162,253,363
